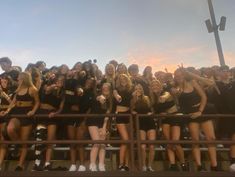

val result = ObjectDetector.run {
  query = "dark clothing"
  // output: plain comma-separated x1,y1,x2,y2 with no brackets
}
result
115,89,132,107
8,89,34,126
216,81,235,135
153,93,181,126
178,89,211,123
86,97,110,128
134,99,155,131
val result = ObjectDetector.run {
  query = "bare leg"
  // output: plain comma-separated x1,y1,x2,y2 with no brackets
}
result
67,125,76,165
117,124,129,167
188,122,201,166
171,126,185,163
18,125,32,168
147,129,156,168
45,124,57,164
201,120,217,168
162,124,175,165
140,130,147,168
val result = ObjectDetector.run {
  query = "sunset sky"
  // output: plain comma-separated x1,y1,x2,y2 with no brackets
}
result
0,0,235,73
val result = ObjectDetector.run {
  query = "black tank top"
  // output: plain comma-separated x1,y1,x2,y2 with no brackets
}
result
16,88,34,102
178,89,201,114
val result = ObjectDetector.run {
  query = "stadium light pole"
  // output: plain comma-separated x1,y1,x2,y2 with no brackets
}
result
205,0,226,66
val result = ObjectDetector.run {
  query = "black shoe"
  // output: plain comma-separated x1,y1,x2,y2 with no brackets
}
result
211,166,220,171
44,164,52,171
124,166,129,171
181,163,189,171
168,164,179,171
118,165,129,171
15,165,23,171
32,164,43,171
197,165,207,172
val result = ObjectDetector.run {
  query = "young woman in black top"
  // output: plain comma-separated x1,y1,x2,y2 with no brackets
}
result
131,84,156,171
87,83,112,171
150,79,186,171
174,68,218,171
0,76,12,170
113,74,133,171
2,72,40,171
59,70,84,171
33,75,63,171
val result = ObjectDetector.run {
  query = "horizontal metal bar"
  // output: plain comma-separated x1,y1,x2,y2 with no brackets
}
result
0,171,234,177
0,113,234,119
0,140,133,145
0,140,234,145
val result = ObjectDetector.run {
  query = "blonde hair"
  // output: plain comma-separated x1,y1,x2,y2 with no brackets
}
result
16,72,35,93
115,74,132,92
105,64,116,86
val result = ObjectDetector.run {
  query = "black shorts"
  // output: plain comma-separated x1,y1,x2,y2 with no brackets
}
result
116,111,130,124
86,116,104,128
182,104,216,124
139,117,156,131
161,113,185,126
35,109,57,125
61,109,84,127
8,107,33,126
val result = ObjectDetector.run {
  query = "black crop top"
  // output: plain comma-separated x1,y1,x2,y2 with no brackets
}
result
16,88,34,102
134,99,151,114
153,92,175,114
64,78,81,106
40,90,61,109
178,89,201,114
116,89,132,107
91,97,110,114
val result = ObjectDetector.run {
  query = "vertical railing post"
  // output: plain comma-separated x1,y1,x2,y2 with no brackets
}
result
129,114,135,171
135,115,142,171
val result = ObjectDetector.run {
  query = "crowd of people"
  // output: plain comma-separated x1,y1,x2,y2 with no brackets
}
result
0,57,234,172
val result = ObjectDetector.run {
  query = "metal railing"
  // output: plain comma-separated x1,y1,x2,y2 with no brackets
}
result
0,113,235,172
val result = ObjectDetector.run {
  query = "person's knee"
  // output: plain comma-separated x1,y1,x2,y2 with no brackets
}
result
141,144,146,150
149,144,155,151
93,144,100,148
7,123,18,136
205,134,216,141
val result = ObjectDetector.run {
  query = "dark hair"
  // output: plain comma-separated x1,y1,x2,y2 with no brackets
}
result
0,57,12,65
35,61,46,68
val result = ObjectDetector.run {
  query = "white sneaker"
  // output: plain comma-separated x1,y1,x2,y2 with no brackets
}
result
78,165,86,171
142,166,147,171
69,164,77,171
230,163,235,172
98,164,106,171
147,166,154,172
89,164,97,172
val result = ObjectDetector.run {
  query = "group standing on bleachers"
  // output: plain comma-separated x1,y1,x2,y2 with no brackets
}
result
0,57,235,172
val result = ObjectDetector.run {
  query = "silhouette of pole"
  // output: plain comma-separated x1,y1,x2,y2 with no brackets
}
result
207,0,226,66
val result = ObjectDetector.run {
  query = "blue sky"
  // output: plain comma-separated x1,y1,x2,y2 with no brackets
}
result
0,0,235,73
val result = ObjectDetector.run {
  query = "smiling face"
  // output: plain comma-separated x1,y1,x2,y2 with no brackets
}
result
151,80,162,94
117,64,127,75
120,75,128,87
102,83,111,97
0,78,8,89
174,69,185,85
134,84,144,97
105,64,115,76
